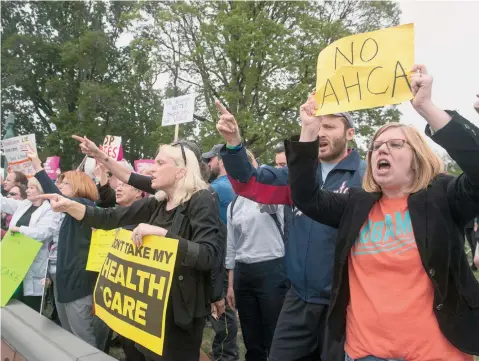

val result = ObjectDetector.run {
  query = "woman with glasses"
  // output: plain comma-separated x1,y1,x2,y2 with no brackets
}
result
27,153,103,348
1,177,61,312
37,143,226,361
283,64,479,360
1,184,27,239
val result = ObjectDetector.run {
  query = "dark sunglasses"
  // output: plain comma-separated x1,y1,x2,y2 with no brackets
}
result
171,141,187,165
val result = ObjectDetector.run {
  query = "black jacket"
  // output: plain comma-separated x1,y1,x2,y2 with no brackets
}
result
286,111,479,355
82,188,226,329
35,170,98,303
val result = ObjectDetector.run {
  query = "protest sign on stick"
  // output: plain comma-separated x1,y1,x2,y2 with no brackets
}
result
0,134,37,177
162,94,196,141
314,23,414,115
1,231,42,307
93,229,179,356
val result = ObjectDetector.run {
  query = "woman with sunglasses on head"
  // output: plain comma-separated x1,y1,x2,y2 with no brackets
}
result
283,64,479,361
37,143,226,361
27,153,106,348
72,136,211,194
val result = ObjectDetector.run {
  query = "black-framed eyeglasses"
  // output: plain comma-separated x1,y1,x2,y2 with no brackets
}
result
8,192,18,196
171,141,187,165
368,139,409,152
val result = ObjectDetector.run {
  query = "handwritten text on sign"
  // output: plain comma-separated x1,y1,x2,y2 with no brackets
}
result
0,134,38,177
1,232,42,307
93,229,178,356
100,135,123,161
314,23,414,115
162,94,196,127
86,229,117,272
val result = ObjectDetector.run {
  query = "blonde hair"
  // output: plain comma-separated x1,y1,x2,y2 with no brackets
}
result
28,177,44,195
245,149,255,164
155,144,208,205
363,123,444,194
60,171,99,201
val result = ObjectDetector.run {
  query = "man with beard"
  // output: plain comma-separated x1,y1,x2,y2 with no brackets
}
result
201,144,239,361
216,99,366,361
202,144,236,224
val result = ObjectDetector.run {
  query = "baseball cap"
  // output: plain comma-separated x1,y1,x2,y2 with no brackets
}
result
333,112,355,128
202,144,224,160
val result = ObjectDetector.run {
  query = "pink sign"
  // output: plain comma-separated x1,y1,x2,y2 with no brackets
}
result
134,159,155,174
44,156,60,180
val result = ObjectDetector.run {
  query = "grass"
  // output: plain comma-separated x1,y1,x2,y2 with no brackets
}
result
109,321,246,361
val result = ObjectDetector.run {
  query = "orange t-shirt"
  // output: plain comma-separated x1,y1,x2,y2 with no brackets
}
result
345,196,472,361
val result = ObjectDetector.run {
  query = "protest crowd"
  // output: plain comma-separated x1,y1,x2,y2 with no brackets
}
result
2,22,479,361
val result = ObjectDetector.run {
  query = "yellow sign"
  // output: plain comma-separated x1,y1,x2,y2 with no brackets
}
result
93,229,178,356
314,23,414,115
86,229,117,272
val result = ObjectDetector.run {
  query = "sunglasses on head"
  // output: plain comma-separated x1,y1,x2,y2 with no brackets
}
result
171,141,187,165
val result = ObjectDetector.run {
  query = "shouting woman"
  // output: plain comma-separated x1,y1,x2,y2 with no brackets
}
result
283,65,479,360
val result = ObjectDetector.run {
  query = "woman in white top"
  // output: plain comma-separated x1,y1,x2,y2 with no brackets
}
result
1,177,61,312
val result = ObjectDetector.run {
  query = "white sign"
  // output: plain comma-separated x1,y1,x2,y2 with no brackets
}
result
99,135,123,160
0,134,37,177
162,94,196,127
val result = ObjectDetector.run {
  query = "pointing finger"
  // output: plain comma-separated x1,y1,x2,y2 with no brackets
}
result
72,135,85,142
215,100,230,115
32,194,58,202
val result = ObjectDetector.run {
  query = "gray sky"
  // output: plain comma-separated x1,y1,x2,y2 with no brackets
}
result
398,1,479,152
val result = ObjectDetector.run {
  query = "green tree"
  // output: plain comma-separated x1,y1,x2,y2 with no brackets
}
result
1,1,169,170
134,0,402,162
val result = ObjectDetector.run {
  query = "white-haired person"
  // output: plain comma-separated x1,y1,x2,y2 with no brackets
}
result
37,142,226,361
1,176,61,312
278,64,479,360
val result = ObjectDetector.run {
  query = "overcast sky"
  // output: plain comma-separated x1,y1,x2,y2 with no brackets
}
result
398,1,479,152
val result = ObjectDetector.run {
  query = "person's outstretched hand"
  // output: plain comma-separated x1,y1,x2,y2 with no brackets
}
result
26,152,43,172
215,100,241,147
72,135,103,159
34,194,73,213
410,64,434,112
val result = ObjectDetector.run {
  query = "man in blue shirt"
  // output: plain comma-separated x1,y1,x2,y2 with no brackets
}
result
202,144,239,361
203,144,235,223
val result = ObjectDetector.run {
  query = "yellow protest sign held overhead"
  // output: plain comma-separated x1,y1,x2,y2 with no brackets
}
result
314,23,414,115
93,228,178,356
86,229,117,272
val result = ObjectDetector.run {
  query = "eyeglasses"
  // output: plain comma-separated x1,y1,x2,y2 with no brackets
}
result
8,192,18,196
369,139,409,152
171,141,187,166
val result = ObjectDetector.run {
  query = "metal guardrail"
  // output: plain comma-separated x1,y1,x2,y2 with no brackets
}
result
1,300,117,361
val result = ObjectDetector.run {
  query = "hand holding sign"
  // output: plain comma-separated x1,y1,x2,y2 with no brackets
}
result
26,152,43,172
299,95,322,142
410,64,433,111
131,223,168,247
215,100,241,147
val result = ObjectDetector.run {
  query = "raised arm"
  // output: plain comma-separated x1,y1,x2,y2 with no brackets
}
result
72,135,156,194
35,193,157,230
285,96,349,227
28,153,61,195
216,100,291,205
412,65,479,226
0,193,22,215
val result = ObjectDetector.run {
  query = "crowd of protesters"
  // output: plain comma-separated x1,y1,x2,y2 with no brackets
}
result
1,65,479,361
